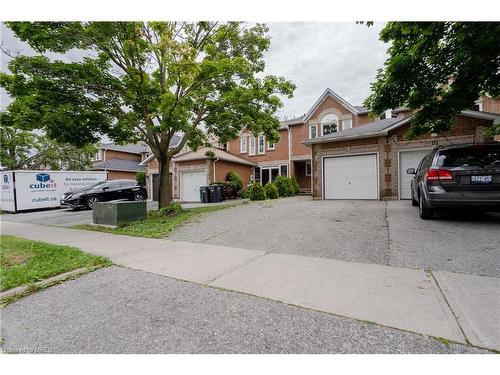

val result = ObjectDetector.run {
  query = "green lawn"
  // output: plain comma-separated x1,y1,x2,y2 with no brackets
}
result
73,201,246,239
0,235,111,292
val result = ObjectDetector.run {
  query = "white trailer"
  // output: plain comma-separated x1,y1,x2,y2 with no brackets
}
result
1,170,107,213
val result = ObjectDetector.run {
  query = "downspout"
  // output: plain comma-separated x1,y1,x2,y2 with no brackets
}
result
287,125,291,176
213,157,219,184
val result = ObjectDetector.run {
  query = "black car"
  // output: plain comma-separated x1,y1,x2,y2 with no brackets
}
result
406,143,500,219
60,179,147,209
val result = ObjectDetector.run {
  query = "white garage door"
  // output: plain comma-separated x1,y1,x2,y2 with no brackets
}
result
399,149,431,199
324,154,378,199
181,170,206,202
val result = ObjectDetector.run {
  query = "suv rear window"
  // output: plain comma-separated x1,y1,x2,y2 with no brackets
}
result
436,145,500,168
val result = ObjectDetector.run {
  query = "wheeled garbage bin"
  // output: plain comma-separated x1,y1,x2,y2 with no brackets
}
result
208,185,222,203
200,186,210,203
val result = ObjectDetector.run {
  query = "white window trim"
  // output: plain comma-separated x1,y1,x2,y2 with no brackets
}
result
267,141,275,150
305,161,312,176
309,124,317,139
240,137,247,154
342,118,352,130
257,135,266,155
249,137,256,156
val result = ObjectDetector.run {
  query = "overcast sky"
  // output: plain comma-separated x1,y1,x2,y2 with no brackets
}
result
0,22,388,119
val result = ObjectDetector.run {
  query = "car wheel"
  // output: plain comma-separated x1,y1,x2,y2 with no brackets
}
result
418,191,433,220
133,192,145,201
85,196,100,210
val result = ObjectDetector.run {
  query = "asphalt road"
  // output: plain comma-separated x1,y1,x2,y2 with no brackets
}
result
0,267,487,354
170,197,500,277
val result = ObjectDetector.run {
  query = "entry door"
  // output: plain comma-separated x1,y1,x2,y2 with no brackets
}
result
399,149,431,199
324,154,378,199
181,170,206,202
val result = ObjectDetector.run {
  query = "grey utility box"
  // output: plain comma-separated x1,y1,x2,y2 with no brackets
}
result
92,201,147,227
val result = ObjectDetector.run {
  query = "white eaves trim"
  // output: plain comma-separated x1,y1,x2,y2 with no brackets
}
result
302,88,367,123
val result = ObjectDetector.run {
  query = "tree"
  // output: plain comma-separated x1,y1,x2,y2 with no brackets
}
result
1,22,295,207
0,114,96,170
364,22,500,138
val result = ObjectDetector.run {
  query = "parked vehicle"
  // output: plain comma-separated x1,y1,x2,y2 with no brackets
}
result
60,179,147,209
406,143,500,219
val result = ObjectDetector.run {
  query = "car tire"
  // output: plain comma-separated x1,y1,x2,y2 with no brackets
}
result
133,192,146,201
418,191,433,220
411,195,419,207
85,196,100,210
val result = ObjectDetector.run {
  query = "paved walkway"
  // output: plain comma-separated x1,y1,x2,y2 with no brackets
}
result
2,221,499,351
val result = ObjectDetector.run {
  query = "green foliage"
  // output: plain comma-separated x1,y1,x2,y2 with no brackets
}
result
264,182,279,199
291,177,300,195
205,150,216,158
274,176,296,197
0,118,96,170
226,170,243,191
211,181,238,199
1,22,296,207
364,22,500,137
156,202,183,217
74,202,244,238
248,182,266,201
135,171,146,185
0,235,110,291
237,189,249,199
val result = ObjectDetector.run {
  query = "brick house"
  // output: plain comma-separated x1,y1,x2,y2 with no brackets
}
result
90,142,149,180
304,110,500,200
225,88,375,194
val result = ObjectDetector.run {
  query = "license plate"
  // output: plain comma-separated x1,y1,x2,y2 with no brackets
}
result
471,175,492,184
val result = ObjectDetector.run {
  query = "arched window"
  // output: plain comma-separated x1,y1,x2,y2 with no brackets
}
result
320,113,339,136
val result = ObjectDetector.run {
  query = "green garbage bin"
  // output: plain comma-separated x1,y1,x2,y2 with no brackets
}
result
200,186,210,203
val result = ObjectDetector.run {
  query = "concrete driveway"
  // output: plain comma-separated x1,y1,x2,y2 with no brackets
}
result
170,196,500,277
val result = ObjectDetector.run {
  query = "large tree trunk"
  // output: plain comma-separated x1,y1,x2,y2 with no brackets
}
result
158,155,172,209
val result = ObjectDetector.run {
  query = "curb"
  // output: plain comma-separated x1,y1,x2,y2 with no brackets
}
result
0,267,89,299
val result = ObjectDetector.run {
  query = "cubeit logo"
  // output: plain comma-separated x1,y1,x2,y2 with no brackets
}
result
30,173,57,189
3,175,8,184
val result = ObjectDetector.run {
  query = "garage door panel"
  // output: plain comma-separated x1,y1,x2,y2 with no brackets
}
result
324,154,378,200
181,170,206,202
399,150,431,200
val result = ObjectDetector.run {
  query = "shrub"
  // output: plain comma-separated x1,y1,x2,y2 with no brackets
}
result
136,171,146,185
157,202,182,216
205,149,216,158
291,177,300,195
264,182,279,199
248,182,266,201
211,181,238,199
274,176,295,197
226,171,243,191
237,189,249,199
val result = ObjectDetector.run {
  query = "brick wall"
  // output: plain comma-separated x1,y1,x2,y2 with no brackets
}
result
214,160,253,188
311,114,493,200
104,150,142,162
106,170,138,180
482,96,500,114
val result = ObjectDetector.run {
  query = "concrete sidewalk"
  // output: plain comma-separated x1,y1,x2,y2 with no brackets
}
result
2,221,499,351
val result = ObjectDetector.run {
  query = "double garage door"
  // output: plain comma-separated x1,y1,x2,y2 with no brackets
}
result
324,154,378,199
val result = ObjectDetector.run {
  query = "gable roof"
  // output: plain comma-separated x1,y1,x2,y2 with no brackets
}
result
302,88,369,122
90,158,146,172
99,142,149,154
304,109,500,145
173,147,256,166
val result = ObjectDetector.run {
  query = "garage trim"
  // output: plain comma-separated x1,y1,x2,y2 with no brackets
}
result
397,148,432,200
321,152,379,200
179,168,207,202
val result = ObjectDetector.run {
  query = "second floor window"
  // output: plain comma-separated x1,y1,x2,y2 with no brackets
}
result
240,137,247,153
342,118,352,130
249,137,256,155
268,141,275,150
258,135,265,154
321,113,339,136
309,125,317,138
